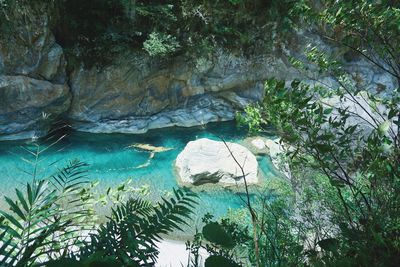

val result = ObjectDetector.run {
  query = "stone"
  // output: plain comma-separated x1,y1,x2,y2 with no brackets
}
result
321,91,398,136
127,143,173,153
241,136,269,156
66,51,275,134
0,3,67,84
175,138,259,186
64,34,396,136
0,76,71,141
252,138,266,150
36,43,67,83
265,138,291,179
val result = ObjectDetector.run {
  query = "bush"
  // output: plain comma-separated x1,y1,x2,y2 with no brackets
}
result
143,32,180,57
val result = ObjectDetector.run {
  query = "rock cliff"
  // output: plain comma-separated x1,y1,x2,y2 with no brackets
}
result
0,2,69,140
0,76,70,140
0,3,397,140
67,51,287,134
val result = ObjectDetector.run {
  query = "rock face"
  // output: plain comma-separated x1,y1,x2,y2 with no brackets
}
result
0,2,69,140
175,138,259,186
322,92,398,135
0,3,66,83
67,51,289,134
0,76,71,140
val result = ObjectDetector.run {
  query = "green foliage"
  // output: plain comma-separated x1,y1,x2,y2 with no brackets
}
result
230,1,400,266
202,222,235,249
0,0,7,8
241,76,400,264
0,0,300,67
227,0,243,5
46,256,123,267
236,105,267,134
96,179,150,206
186,178,308,266
294,0,400,84
51,188,198,266
143,32,180,56
0,157,95,266
205,255,241,267
0,136,198,266
186,213,251,266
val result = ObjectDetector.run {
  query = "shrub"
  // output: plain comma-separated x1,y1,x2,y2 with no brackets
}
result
143,32,180,57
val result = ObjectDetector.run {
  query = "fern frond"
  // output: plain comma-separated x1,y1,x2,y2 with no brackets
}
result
0,159,93,266
74,188,198,266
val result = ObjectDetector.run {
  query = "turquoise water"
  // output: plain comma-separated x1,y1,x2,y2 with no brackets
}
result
0,122,278,227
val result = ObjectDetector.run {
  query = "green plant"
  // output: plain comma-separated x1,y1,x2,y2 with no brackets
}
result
240,77,399,265
217,1,400,266
143,32,180,57
0,153,95,266
185,213,250,267
49,188,198,266
0,136,198,266
238,1,400,264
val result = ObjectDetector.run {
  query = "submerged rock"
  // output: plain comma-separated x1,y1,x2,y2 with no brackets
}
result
175,138,259,186
127,143,173,153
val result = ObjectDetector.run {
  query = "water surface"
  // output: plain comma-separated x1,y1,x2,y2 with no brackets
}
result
0,122,278,228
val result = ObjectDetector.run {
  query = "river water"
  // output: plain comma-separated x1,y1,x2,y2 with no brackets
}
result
0,122,279,229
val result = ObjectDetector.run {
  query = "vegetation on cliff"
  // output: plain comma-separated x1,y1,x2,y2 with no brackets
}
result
1,0,296,67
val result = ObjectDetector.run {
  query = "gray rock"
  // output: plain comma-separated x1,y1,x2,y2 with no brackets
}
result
175,138,259,186
0,76,71,140
241,137,270,156
66,33,397,135
265,138,291,179
322,91,398,137
0,3,66,83
67,50,278,133
36,43,67,83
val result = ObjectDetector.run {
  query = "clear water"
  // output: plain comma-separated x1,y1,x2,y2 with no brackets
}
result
0,122,279,230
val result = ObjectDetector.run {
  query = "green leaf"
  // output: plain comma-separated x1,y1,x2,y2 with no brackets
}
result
315,143,331,153
4,197,26,221
378,120,390,135
0,211,24,230
202,222,235,248
15,189,29,213
205,255,241,267
329,179,346,188
318,238,339,252
46,258,83,267
323,108,333,115
388,108,398,119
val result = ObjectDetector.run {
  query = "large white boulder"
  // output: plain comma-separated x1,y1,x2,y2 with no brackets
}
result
175,138,259,186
